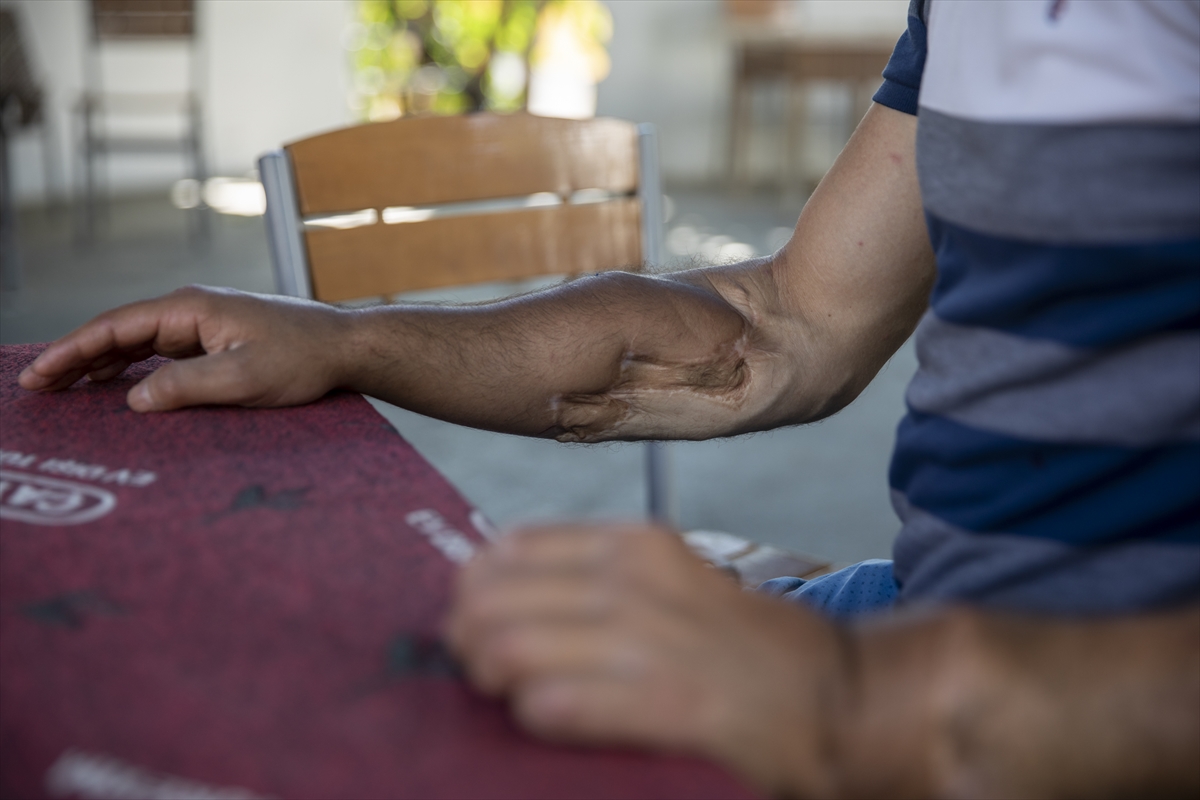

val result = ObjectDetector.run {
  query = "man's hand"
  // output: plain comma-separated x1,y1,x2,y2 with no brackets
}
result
444,523,852,797
18,286,356,412
447,525,1200,799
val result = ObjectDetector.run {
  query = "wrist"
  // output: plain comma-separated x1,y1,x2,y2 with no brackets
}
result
325,305,373,391
828,610,972,798
714,604,861,799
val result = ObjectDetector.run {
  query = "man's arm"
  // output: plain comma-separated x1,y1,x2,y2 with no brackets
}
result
19,104,934,441
446,523,1200,798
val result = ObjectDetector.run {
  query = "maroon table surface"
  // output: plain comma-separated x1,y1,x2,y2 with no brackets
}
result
0,344,755,800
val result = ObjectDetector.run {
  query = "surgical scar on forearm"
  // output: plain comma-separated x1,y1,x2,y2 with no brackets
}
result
547,332,754,442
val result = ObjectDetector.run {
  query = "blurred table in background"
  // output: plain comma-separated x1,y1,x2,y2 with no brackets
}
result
724,0,895,190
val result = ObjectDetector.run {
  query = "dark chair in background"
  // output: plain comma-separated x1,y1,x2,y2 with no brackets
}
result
77,0,208,244
1,6,61,292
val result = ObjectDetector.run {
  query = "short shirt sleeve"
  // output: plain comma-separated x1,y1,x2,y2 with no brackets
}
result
872,0,928,116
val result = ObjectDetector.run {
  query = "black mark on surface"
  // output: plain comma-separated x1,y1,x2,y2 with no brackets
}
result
21,590,125,630
230,485,308,511
385,634,460,678
351,634,462,698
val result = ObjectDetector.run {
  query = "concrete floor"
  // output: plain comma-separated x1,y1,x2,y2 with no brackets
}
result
1,191,916,563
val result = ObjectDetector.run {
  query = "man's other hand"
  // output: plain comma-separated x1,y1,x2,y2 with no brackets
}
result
18,286,355,412
446,525,1200,798
444,523,850,797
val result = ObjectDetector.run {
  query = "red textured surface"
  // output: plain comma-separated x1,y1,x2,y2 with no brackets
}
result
0,344,755,800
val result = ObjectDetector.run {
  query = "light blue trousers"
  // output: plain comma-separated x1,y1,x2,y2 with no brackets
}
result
758,559,898,619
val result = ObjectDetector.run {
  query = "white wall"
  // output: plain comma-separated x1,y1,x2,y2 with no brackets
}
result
203,0,354,177
5,0,355,204
597,1,729,183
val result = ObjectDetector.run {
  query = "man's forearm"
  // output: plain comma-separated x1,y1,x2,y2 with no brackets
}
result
831,606,1200,799
339,262,840,442
19,105,932,427
334,103,935,443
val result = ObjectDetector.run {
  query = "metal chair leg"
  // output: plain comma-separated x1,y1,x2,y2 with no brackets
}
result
38,115,63,219
187,95,210,248
74,101,98,245
646,440,677,527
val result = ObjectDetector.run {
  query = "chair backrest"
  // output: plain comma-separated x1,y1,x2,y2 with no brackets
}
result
260,113,664,304
85,0,200,106
91,0,195,40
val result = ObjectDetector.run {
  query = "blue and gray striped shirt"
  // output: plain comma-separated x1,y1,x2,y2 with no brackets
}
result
874,0,1200,614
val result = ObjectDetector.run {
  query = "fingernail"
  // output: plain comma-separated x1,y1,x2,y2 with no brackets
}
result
128,384,154,412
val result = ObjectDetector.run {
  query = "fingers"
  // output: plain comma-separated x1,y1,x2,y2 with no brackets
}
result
81,343,157,383
447,523,728,698
448,573,613,643
488,523,639,569
127,348,264,412
512,674,706,751
450,524,717,647
447,522,843,796
83,350,135,382
18,288,211,392
448,525,669,693
456,622,638,695
481,522,699,581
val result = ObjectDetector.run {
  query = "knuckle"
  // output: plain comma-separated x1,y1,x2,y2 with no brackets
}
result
171,284,222,315
147,369,180,405
454,591,496,632
491,628,533,670
170,284,206,302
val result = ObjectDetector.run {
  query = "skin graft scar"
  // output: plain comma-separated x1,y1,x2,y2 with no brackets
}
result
548,332,754,442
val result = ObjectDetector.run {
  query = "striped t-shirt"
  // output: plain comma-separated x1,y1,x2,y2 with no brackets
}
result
873,0,1200,614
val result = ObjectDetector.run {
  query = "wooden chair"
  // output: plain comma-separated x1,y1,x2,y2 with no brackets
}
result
258,112,674,522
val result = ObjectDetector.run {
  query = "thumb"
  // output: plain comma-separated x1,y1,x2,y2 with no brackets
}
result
127,349,262,412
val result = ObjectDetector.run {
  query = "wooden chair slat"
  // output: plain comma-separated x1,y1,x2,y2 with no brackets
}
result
305,199,643,303
286,114,640,216
92,0,194,39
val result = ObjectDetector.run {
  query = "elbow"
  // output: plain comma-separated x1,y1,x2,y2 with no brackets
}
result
548,335,754,443
543,272,758,442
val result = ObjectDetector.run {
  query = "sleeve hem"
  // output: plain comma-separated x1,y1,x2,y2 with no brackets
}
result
873,82,920,116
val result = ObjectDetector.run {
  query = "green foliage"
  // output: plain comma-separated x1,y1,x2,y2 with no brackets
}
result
350,0,609,120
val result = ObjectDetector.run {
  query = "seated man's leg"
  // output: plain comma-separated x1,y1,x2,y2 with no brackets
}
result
759,559,898,619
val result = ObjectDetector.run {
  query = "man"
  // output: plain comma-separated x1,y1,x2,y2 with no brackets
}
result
19,0,1199,795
